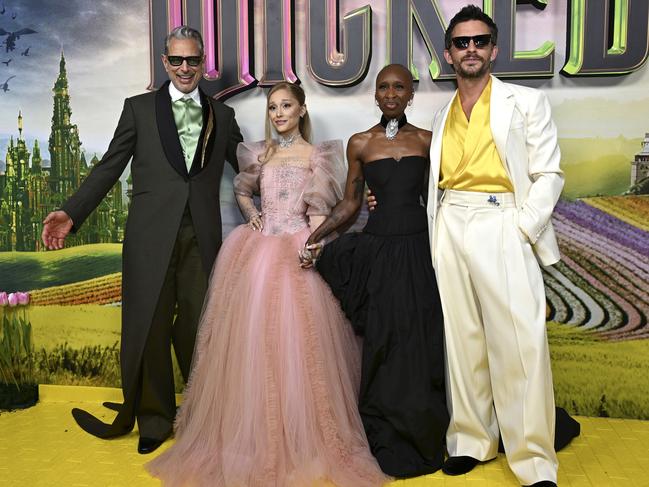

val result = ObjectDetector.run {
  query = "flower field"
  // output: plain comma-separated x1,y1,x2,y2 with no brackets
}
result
29,273,121,306
545,196,649,340
582,196,649,231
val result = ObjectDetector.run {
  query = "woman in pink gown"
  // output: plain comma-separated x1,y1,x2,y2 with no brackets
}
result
146,82,387,487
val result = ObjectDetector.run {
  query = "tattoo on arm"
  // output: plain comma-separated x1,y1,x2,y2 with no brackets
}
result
307,149,364,245
352,176,364,201
307,204,350,244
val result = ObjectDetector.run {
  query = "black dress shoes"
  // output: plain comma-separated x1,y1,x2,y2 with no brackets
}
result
525,482,557,487
442,456,480,475
137,436,166,454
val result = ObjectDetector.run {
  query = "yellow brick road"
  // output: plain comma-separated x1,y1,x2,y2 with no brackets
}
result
1,386,648,487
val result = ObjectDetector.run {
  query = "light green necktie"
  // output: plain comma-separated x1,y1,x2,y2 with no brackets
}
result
172,97,203,172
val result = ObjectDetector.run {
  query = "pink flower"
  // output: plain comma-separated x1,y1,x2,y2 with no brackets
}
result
17,292,30,306
7,293,18,307
0,292,8,306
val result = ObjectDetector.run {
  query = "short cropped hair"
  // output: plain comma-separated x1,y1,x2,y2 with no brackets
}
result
164,26,204,56
444,5,498,50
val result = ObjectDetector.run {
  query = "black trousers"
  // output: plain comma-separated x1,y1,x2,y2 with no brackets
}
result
136,207,208,439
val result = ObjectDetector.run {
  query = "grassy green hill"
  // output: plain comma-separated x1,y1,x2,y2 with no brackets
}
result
26,304,183,390
559,137,640,198
561,154,632,198
0,243,122,291
29,304,121,349
548,323,649,419
20,305,649,418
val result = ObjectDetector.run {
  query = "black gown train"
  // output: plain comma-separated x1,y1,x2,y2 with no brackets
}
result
317,156,449,478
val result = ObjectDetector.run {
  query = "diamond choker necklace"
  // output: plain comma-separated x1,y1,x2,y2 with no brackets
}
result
379,114,407,140
278,133,301,148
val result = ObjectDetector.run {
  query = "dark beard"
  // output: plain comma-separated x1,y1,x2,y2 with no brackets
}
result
455,56,491,79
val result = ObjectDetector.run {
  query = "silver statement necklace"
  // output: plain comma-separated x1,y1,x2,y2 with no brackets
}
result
278,133,301,148
380,114,407,141
385,119,399,140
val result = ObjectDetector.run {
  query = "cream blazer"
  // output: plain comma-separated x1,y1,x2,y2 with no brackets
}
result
426,75,564,267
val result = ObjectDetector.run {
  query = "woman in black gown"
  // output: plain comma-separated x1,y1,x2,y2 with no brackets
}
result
300,64,449,478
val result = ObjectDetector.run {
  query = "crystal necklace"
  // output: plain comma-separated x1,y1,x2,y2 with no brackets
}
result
379,114,407,141
278,132,301,148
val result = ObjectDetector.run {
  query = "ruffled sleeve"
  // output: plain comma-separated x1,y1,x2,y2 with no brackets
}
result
303,139,347,216
233,141,265,197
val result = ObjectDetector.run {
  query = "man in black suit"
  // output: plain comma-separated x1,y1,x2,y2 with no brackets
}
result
41,26,242,454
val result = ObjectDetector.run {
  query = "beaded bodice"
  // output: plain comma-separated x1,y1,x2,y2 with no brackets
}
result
260,159,311,236
233,140,346,237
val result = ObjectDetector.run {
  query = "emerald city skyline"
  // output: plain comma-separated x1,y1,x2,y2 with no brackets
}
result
0,53,128,251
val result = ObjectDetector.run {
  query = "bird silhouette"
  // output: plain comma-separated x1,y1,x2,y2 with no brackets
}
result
21,46,29,56
0,4,5,15
11,12,16,20
1,58,11,66
0,28,37,52
1,75,15,92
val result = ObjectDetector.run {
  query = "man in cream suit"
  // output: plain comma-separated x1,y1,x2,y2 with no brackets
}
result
426,6,563,487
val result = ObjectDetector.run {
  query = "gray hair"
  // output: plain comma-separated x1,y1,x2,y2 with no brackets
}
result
164,26,204,56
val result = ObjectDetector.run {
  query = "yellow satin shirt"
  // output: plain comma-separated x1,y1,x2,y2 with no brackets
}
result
439,78,513,192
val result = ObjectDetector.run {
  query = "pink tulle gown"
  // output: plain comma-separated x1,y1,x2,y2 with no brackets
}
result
146,140,387,487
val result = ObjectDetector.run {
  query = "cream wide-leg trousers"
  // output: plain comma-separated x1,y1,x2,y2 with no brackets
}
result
433,189,558,485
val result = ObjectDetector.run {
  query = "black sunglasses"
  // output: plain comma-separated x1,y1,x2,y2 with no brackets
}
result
166,55,202,67
451,34,492,50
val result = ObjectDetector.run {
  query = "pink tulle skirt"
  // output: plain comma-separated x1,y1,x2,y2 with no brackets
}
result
146,225,387,487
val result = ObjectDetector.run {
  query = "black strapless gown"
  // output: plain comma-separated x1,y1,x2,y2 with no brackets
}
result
317,156,449,478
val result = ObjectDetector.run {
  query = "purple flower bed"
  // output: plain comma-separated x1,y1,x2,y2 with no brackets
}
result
561,248,643,332
554,215,649,280
554,200,649,257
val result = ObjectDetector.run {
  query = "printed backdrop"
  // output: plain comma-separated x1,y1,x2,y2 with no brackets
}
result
1,0,648,419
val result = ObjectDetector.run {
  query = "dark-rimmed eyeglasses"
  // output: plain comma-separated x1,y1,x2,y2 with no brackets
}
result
166,55,202,67
451,34,492,50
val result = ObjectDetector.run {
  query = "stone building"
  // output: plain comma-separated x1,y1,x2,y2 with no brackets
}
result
630,133,649,187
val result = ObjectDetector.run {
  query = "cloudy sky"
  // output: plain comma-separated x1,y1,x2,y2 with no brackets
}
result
0,0,149,158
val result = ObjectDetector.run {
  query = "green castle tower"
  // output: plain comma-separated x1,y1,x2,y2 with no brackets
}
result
0,53,129,251
28,140,51,251
2,113,33,250
48,51,83,205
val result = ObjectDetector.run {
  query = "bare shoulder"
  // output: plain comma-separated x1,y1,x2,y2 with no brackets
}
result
347,130,373,154
416,127,432,145
349,130,373,145
406,125,432,150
